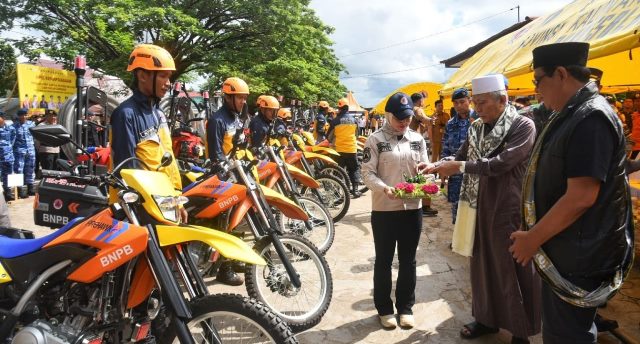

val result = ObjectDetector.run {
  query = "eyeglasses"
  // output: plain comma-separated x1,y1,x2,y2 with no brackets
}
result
532,74,549,87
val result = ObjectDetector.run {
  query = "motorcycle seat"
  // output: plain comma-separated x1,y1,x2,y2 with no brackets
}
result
0,217,83,258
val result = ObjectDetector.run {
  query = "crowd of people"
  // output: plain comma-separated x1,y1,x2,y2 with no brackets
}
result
0,104,107,202
20,94,68,111
362,41,634,344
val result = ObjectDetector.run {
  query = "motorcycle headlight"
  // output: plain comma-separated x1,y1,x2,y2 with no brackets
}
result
152,195,189,222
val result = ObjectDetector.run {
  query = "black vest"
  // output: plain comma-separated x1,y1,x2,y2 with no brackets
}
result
534,83,633,279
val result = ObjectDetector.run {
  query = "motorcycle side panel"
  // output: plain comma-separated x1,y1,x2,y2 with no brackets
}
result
260,185,309,221
127,258,155,308
156,224,266,266
284,150,303,165
257,160,278,182
44,209,149,283
0,261,11,283
184,175,247,219
228,197,254,231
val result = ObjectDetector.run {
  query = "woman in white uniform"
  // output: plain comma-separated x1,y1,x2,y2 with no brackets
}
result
361,92,432,329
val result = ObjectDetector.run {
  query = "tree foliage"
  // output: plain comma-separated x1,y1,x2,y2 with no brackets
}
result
0,0,346,104
0,39,17,95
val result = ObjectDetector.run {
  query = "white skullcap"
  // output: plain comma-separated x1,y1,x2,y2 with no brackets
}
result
471,74,506,95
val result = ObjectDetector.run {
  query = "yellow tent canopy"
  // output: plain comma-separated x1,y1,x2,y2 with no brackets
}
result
441,0,640,97
372,82,451,116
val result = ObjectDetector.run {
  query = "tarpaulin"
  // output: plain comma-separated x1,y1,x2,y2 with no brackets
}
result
346,91,366,113
441,0,640,96
372,82,451,115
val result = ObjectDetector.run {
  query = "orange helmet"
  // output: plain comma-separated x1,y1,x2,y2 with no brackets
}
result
277,108,292,119
257,95,280,109
255,95,267,106
337,98,349,109
222,77,250,95
127,44,175,72
318,100,330,109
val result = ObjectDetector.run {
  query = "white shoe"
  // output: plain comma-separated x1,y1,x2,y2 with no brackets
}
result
399,314,415,328
379,314,397,329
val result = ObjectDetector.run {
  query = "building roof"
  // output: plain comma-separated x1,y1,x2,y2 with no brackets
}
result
440,16,537,68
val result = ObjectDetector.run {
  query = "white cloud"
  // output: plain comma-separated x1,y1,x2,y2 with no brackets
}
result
310,0,573,106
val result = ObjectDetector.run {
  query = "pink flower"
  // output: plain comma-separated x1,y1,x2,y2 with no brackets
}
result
421,184,439,194
404,183,415,193
394,182,416,193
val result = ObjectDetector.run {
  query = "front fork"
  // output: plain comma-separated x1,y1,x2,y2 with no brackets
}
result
232,160,302,289
300,156,326,202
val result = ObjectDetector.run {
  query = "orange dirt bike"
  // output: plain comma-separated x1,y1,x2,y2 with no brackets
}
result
180,137,333,332
0,125,297,344
277,129,351,222
251,127,335,254
290,129,352,191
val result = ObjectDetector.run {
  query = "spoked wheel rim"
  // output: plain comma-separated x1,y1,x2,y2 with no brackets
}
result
177,311,276,344
304,178,347,219
277,197,333,252
252,237,328,322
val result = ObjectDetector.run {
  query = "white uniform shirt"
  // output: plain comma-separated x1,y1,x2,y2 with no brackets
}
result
362,128,430,211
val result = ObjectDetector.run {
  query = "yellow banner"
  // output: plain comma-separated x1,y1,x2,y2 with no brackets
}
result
16,63,76,114
442,0,640,96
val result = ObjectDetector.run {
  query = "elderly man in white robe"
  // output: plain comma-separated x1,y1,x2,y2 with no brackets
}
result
430,74,541,344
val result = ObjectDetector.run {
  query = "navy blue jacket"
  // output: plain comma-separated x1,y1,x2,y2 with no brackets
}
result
206,104,242,162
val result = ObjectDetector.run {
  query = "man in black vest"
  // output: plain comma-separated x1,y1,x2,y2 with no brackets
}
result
509,42,633,344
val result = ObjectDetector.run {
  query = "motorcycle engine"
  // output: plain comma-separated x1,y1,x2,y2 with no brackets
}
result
11,320,78,344
12,285,103,344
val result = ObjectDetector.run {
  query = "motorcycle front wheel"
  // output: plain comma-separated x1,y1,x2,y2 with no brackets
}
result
301,173,350,223
158,293,298,344
274,195,335,254
245,234,333,333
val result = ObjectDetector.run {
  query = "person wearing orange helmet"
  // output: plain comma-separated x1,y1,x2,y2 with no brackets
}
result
249,95,283,147
328,97,362,197
204,77,250,286
314,100,330,143
206,77,249,162
110,44,186,220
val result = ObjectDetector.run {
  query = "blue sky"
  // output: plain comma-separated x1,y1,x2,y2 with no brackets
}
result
309,0,573,107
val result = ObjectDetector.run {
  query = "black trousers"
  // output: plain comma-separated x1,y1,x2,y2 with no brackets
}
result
38,152,59,171
371,209,422,315
335,152,360,186
542,277,600,344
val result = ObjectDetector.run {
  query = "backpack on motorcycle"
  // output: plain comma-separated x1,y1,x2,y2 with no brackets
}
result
34,172,108,229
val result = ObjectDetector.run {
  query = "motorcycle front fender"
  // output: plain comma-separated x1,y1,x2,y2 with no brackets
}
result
303,151,337,166
285,163,320,189
156,224,266,266
311,146,340,156
260,185,309,221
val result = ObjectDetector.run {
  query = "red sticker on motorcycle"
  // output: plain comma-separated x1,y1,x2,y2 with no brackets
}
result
53,199,63,210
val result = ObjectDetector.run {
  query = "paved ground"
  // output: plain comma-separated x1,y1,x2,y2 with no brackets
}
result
9,190,640,343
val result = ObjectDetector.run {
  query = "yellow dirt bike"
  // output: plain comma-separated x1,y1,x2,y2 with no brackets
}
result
9,124,298,344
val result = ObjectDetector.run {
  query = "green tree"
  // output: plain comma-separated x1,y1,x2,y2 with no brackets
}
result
0,0,345,103
0,39,17,95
